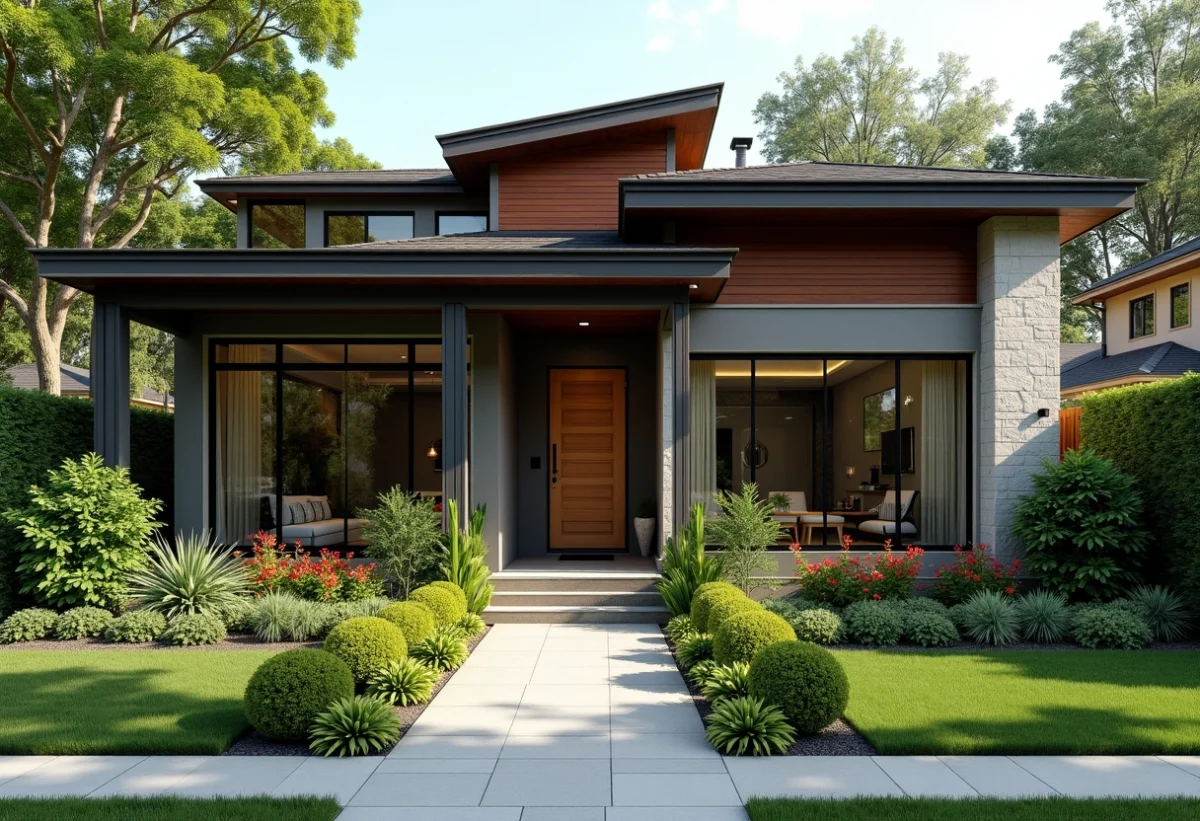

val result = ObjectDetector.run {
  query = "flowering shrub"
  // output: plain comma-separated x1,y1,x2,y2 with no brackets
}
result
931,544,1019,606
242,532,384,602
793,537,924,607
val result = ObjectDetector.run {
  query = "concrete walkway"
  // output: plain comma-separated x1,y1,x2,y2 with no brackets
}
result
1,624,1200,819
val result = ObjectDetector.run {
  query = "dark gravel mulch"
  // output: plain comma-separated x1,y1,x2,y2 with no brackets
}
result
664,628,877,756
0,635,322,652
224,626,491,757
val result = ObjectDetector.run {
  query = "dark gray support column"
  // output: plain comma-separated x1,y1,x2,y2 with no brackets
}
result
442,302,469,530
672,300,690,533
488,162,500,230
91,300,131,468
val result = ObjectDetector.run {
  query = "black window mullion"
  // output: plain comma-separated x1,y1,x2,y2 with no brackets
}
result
748,359,756,486
408,343,415,493
821,359,829,546
275,343,284,551
893,359,902,547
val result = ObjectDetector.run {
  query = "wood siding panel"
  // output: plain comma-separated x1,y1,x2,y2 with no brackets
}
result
677,224,977,305
1060,406,1082,458
499,135,667,230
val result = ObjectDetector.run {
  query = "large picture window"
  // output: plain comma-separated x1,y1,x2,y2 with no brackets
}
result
210,340,454,548
690,355,970,549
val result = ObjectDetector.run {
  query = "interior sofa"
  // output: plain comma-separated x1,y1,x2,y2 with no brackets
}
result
268,494,366,548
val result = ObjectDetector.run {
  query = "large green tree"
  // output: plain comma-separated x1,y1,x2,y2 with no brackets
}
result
0,0,362,395
754,27,1009,166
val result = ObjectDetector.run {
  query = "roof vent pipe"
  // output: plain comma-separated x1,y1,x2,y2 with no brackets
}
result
730,137,753,168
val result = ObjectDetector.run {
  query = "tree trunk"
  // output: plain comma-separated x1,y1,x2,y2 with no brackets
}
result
30,318,61,396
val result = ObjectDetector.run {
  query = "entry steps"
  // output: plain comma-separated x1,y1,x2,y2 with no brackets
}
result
484,571,669,624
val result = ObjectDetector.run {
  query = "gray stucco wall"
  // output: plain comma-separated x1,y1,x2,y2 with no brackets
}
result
468,313,519,569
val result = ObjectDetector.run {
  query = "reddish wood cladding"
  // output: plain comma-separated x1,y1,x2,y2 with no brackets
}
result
499,135,667,230
676,223,977,305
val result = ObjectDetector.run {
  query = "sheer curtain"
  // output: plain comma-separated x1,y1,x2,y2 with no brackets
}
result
216,346,264,544
920,360,962,545
690,360,717,511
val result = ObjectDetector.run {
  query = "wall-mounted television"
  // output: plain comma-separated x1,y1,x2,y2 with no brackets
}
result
880,426,915,475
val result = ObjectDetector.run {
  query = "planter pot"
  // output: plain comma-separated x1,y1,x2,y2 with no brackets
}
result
634,517,656,558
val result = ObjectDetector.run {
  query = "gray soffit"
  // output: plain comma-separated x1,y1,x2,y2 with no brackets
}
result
1061,341,1200,391
436,83,722,158
1074,234,1200,302
196,168,463,197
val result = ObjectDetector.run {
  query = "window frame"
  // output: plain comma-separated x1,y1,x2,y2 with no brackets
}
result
1170,282,1191,330
1129,293,1156,339
248,199,307,249
322,210,416,247
435,211,489,236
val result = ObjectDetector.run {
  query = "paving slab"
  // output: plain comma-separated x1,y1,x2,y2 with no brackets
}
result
432,684,528,707
482,759,612,807
501,734,610,759
1010,755,1200,797
0,757,54,788
89,756,209,797
520,807,605,821
376,758,496,773
872,756,978,798
521,684,612,706
606,809,750,821
0,756,145,797
509,704,610,736
450,666,535,685
940,756,1059,797
611,759,727,774
273,757,381,804
386,733,508,759
348,772,492,806
612,773,742,807
529,666,612,685
610,732,718,760
160,756,306,798
1161,756,1200,779
724,756,905,800
338,807,520,820
406,704,519,736
610,703,704,733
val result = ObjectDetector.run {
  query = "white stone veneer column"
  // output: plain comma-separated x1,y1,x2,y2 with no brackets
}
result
977,216,1061,563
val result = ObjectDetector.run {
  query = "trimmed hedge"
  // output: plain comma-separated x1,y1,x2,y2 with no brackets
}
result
748,641,849,735
712,607,796,665
244,648,355,742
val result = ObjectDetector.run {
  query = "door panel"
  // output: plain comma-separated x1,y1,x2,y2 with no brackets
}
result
549,368,626,549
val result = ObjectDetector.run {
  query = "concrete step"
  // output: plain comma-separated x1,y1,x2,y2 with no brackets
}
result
492,575,660,594
484,604,671,624
491,590,665,607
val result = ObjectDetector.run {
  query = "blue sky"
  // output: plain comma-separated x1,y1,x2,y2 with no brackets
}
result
315,0,1114,169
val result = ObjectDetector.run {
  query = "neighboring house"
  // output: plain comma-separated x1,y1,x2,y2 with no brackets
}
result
1064,237,1200,398
4,363,174,411
31,83,1142,572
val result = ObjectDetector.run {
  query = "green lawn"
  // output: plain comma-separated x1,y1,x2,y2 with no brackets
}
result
0,650,280,755
834,650,1200,755
746,797,1200,821
0,797,339,821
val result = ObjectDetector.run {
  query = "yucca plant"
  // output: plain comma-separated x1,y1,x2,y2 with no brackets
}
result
705,696,795,756
1015,589,1070,644
658,504,724,616
1125,585,1192,642
309,695,401,757
367,658,440,706
411,629,469,671
457,612,487,638
440,500,493,615
127,531,250,619
687,658,719,687
701,662,751,702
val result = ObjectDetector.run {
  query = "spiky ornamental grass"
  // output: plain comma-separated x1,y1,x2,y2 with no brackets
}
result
1015,590,1071,644
410,630,468,672
366,658,439,706
457,612,486,638
127,531,250,620
676,632,715,669
687,658,720,687
705,696,796,755
1125,585,1192,643
666,614,697,644
960,590,1021,646
701,661,752,702
308,696,401,757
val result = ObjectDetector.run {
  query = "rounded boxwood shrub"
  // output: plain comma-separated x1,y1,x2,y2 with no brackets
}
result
1071,604,1152,649
842,601,902,647
789,609,842,645
162,612,227,646
53,606,115,640
408,583,467,626
903,611,959,648
103,610,167,643
378,601,437,646
323,616,408,681
707,594,761,637
690,582,742,633
244,648,355,742
0,608,58,643
713,607,796,665
748,641,849,735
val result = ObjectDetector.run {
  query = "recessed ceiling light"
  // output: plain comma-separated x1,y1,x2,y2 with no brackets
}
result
784,416,793,421
579,321,590,327
689,284,699,290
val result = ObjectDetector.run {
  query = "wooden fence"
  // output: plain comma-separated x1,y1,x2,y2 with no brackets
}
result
1060,406,1082,458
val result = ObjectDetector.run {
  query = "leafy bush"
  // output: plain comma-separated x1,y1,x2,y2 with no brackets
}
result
458,612,486,638
676,632,715,669
0,607,57,643
367,657,439,706
1012,449,1149,600
377,601,437,646
253,592,334,643
410,626,469,672
162,612,227,646
328,597,392,623
222,598,259,634
1072,603,1152,649
789,608,842,645
705,696,795,755
707,593,762,637
707,483,783,595
309,695,401,757
842,601,902,646
1015,590,1071,644
243,534,383,602
244,649,355,742
793,544,925,606
903,611,958,647
409,582,468,626
665,614,696,644
52,606,114,640
687,658,719,687
712,607,796,665
690,582,744,633
701,661,751,701
439,501,493,614
747,640,849,734
128,531,249,619
932,544,1020,605
359,488,442,598
103,610,166,643
959,590,1020,646
323,616,408,682
4,453,162,610
761,596,799,619
658,504,724,616
1124,585,1192,642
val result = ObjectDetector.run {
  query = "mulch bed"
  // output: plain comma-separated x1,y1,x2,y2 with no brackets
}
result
0,634,322,652
663,628,877,756
223,626,491,757
828,640,1200,652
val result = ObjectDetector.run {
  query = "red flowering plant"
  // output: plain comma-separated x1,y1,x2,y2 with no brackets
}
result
931,544,1019,605
792,535,925,607
242,531,384,602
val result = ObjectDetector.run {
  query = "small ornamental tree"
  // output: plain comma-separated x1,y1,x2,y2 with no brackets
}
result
1012,449,1148,601
4,453,162,609
707,483,782,595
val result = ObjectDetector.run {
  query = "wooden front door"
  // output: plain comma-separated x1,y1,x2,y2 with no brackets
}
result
549,368,626,550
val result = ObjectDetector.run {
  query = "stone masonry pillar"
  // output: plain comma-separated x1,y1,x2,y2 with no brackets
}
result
977,216,1061,563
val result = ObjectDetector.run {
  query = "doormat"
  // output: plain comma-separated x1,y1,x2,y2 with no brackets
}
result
558,554,616,561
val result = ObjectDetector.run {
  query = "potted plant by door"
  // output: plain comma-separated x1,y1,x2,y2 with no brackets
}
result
634,498,657,558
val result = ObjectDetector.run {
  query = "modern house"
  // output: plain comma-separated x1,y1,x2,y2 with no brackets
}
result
4,363,174,411
1063,237,1200,398
32,83,1142,576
